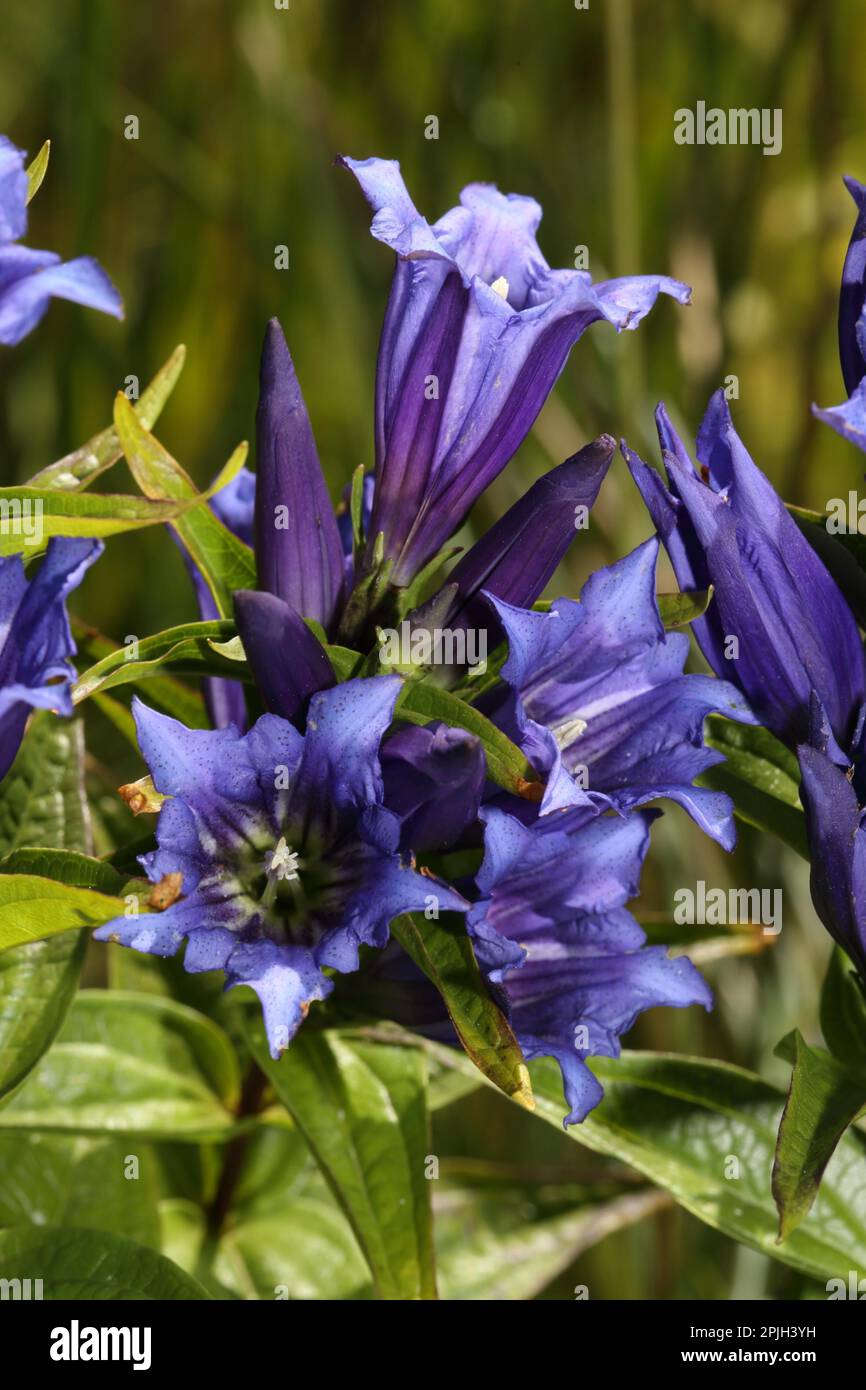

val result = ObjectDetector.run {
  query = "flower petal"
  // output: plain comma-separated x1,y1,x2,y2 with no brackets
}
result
254,318,344,629
234,589,335,724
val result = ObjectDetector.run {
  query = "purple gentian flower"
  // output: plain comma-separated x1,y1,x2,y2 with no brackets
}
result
625,391,866,752
798,702,866,979
0,538,102,779
339,156,690,585
0,137,122,345
468,804,712,1124
482,538,749,847
813,176,866,448
433,434,615,641
93,677,466,1056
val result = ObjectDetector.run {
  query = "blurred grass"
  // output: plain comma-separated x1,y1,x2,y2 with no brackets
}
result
2,0,864,1298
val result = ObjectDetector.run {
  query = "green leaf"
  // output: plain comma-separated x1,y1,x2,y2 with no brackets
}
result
699,715,808,858
820,948,866,1073
208,1130,372,1299
114,393,255,617
25,140,50,203
772,1030,866,1241
0,484,228,557
0,991,239,1140
0,717,90,1098
417,1041,866,1285
788,506,866,629
656,588,712,627
215,1194,373,1300
0,874,127,953
397,681,542,800
0,1134,161,1248
0,846,133,895
537,591,711,630
73,618,246,706
28,346,187,492
436,1187,669,1300
246,1024,436,1300
0,1226,210,1299
391,913,534,1110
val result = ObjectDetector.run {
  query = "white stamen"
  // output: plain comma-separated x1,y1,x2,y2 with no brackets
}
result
550,715,588,750
490,275,509,300
268,835,300,882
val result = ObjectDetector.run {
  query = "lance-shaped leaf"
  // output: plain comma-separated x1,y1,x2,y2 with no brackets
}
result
0,874,128,953
28,345,187,492
254,318,344,629
413,1040,866,1286
436,1186,670,1301
0,716,90,1099
772,1029,866,1241
0,485,223,557
821,947,866,1073
114,393,255,616
0,991,239,1141
246,1022,436,1300
25,139,50,204
0,1226,211,1299
698,715,808,858
73,618,246,705
391,912,533,1110
234,589,335,722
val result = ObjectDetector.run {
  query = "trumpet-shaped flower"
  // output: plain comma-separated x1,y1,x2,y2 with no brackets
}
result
339,155,690,585
468,804,712,1124
483,538,749,846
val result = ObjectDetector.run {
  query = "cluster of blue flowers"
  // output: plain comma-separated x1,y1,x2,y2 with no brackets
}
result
6,146,866,1124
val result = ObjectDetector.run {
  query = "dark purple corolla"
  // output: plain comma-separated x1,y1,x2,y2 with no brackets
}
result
417,433,616,660
626,392,866,980
254,319,345,631
94,678,467,1056
482,537,750,846
813,176,866,449
0,538,102,780
468,804,712,1124
339,155,690,586
625,391,866,754
0,137,122,345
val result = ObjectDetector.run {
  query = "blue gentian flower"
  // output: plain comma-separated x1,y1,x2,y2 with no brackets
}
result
481,538,750,846
338,155,690,585
93,677,467,1056
813,176,866,448
625,391,866,752
468,804,712,1124
626,392,866,981
0,137,122,345
0,538,102,779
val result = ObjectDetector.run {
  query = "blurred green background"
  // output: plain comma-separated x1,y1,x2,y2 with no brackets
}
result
2,0,863,1298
